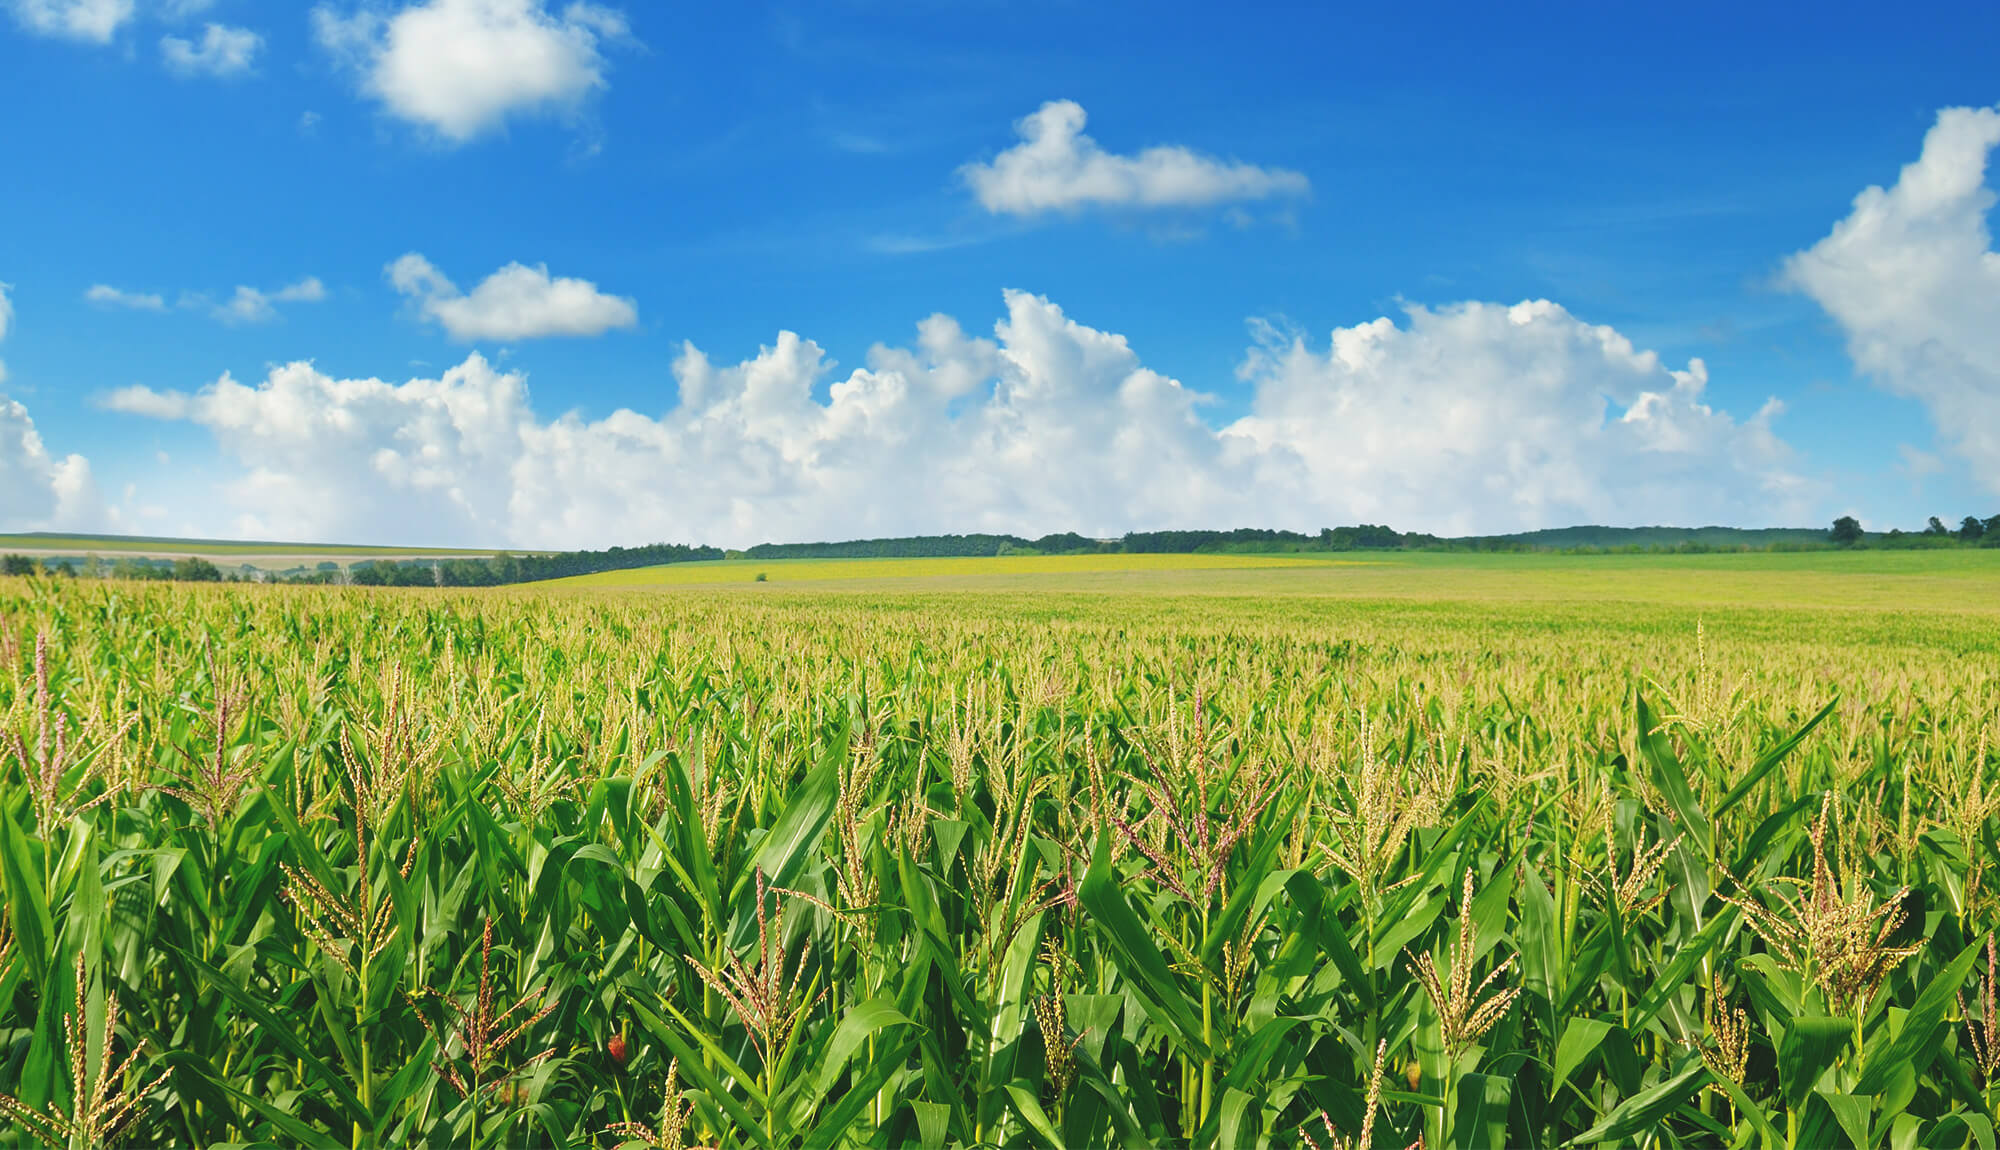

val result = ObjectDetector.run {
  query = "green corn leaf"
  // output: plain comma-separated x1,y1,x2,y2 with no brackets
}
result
630,998,776,1150
1777,1014,1852,1111
1551,1018,1614,1089
193,1065,349,1150
0,802,51,987
1818,1089,1875,1150
1077,828,1208,1058
809,997,915,1099
798,1030,918,1150
1565,1057,1709,1146
1005,1084,1069,1150
740,752,840,904
1452,1071,1512,1150
1282,870,1372,1006
1630,904,1738,1029
911,1099,951,1150
181,948,368,1117
1216,1085,1255,1150
1855,937,1983,1096
1713,696,1839,819
1711,1070,1784,1149
1636,692,1714,857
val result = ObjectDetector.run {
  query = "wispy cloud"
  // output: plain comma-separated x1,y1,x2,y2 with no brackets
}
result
86,284,167,311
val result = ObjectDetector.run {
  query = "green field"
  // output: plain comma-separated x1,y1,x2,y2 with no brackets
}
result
555,547,2000,612
1,553,1997,1147
550,551,1339,588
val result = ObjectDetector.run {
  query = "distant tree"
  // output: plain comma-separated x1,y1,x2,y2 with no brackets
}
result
1961,516,1987,543
1925,516,1949,536
1986,514,2000,536
172,557,223,582
1829,516,1863,546
1322,524,1404,550
1,554,36,576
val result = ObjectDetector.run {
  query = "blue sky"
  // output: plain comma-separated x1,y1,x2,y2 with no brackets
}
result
2,0,1998,548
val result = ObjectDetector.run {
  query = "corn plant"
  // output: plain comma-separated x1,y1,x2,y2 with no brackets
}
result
0,577,1997,1148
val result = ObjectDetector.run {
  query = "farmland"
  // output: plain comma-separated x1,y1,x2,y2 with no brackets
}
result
2,552,1999,1148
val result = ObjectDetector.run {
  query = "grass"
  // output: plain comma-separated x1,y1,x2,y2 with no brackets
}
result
1,558,1998,1147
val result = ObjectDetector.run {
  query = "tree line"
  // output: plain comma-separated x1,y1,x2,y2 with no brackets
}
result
0,542,722,586
1829,514,2000,547
8,515,1999,585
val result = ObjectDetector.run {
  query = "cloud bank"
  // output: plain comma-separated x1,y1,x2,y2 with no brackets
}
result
98,289,1805,548
0,284,105,532
387,253,638,340
313,0,629,142
962,101,1310,216
1787,105,2000,496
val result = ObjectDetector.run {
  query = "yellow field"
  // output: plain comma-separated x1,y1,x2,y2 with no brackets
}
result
545,547,2000,614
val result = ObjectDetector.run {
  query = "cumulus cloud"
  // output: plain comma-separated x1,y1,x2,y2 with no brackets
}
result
6,0,134,43
1787,105,2000,495
0,396,102,531
86,284,167,311
1227,300,1805,533
161,22,261,77
313,0,628,142
962,101,1310,216
101,289,1805,548
0,284,105,532
213,277,326,324
387,252,637,341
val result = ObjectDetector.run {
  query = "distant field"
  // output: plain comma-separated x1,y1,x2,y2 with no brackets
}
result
0,531,508,567
547,546,2000,612
546,551,1339,586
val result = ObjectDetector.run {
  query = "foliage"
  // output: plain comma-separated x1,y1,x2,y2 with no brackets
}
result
1,579,1998,1148
349,543,724,588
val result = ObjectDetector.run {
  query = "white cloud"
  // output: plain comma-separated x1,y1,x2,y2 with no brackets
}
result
962,100,1310,216
0,395,102,531
86,283,167,311
313,0,628,143
1786,105,2000,496
388,252,637,340
0,283,105,532
213,277,327,324
6,0,134,43
1226,300,1806,534
99,383,191,419
161,22,261,77
101,290,1805,548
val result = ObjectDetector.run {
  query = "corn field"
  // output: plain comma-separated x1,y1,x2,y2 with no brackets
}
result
1,579,1998,1148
